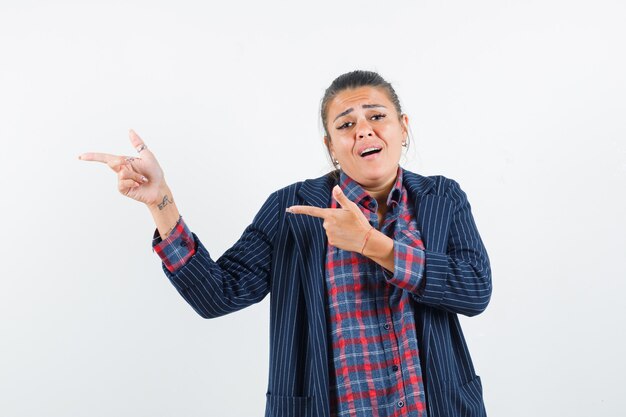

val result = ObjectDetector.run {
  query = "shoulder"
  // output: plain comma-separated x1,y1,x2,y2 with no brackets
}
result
402,168,468,207
402,168,458,196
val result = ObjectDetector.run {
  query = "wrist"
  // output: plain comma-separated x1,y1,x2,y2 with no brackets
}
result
147,184,182,242
362,229,394,262
147,185,174,211
153,214,183,242
360,227,375,254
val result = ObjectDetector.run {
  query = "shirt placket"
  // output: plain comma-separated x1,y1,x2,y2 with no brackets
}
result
366,203,409,417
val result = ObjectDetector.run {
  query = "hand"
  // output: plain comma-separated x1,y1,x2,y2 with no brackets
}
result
287,185,373,253
79,129,167,207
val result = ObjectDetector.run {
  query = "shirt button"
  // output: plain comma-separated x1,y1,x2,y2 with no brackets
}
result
392,365,399,372
383,323,390,330
397,401,404,408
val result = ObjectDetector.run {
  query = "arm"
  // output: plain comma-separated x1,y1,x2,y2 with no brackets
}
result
416,179,492,316
158,192,279,319
367,179,492,317
79,131,278,318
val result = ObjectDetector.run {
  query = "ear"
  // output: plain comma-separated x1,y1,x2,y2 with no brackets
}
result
324,135,335,158
401,114,409,136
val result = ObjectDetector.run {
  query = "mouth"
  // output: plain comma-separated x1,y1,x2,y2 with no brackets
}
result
359,146,382,157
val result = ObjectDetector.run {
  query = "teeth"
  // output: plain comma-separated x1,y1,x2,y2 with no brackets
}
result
360,147,381,156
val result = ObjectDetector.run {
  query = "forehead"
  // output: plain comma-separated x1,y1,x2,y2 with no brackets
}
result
328,86,394,116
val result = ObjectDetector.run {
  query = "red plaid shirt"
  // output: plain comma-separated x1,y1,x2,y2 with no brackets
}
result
152,216,195,273
325,167,427,417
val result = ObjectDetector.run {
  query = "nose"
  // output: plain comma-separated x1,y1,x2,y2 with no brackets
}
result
355,119,374,140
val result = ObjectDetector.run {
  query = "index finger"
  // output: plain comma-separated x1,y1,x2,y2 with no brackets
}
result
78,152,119,164
78,152,132,172
287,205,330,219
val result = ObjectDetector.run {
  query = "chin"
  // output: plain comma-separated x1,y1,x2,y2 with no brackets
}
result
351,166,398,187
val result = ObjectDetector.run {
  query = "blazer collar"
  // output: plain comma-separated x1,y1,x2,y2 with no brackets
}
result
402,168,436,198
296,168,436,206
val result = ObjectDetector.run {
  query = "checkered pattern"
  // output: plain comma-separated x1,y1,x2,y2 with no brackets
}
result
325,167,427,417
152,217,196,273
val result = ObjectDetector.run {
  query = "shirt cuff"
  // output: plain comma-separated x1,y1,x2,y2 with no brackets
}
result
151,216,196,273
383,229,426,293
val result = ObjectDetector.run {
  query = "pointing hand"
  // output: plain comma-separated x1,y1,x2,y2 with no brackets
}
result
287,185,375,254
79,130,167,207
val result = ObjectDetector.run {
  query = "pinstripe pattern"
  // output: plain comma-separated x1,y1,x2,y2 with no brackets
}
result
157,168,491,417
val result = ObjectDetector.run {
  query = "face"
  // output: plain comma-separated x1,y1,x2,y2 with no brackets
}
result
324,86,409,190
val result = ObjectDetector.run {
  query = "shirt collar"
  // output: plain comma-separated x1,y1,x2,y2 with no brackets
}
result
337,166,404,212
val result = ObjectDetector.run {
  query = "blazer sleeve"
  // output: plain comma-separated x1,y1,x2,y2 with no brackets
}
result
412,178,492,317
159,192,279,319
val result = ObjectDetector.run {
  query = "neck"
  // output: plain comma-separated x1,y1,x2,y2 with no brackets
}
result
362,171,398,208
364,183,393,206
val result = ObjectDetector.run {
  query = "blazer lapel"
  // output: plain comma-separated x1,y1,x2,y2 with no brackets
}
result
403,170,442,380
404,170,449,253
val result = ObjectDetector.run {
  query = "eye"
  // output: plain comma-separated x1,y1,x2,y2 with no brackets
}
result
371,113,386,121
336,121,354,130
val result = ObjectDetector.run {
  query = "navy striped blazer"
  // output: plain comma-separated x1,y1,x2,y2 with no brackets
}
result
162,168,492,417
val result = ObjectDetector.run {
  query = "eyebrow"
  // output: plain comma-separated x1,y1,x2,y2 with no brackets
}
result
333,104,387,122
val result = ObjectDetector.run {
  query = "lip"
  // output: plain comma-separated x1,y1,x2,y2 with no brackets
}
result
357,143,383,157
361,151,382,161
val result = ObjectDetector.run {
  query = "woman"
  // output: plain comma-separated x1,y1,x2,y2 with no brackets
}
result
80,70,492,417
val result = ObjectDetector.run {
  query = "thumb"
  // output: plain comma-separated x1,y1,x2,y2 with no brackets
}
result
332,185,357,210
129,129,148,153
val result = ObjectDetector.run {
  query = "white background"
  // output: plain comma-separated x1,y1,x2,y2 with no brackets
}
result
1,1,625,416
